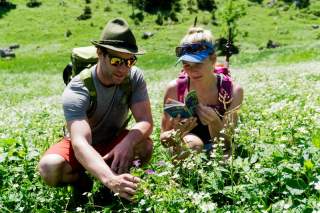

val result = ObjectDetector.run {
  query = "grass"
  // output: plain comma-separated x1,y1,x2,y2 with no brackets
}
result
1,0,320,212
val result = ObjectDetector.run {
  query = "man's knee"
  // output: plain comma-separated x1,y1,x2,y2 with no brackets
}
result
38,154,66,186
144,138,153,161
135,138,153,164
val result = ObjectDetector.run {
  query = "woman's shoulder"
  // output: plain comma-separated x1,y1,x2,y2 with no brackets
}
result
233,83,244,95
231,82,244,106
164,79,179,100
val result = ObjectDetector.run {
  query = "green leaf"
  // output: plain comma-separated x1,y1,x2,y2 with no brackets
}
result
312,130,320,149
285,178,307,195
303,159,314,171
0,138,16,146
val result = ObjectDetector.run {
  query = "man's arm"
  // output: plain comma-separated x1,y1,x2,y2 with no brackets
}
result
68,119,140,200
68,119,115,184
105,100,153,174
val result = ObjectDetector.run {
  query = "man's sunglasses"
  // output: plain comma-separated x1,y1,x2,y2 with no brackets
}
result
175,42,214,57
108,55,137,68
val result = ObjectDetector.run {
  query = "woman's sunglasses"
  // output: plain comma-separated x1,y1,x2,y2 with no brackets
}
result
108,55,137,68
175,42,214,57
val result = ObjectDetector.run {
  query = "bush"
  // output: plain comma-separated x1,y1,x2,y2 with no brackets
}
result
197,0,216,12
129,9,144,24
26,0,41,8
215,37,239,56
0,0,16,9
77,6,91,20
128,0,181,24
278,0,310,9
247,0,263,4
155,12,163,25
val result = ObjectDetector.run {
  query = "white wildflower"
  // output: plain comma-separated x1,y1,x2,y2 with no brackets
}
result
314,182,320,190
200,202,217,212
283,203,291,209
157,171,170,177
139,199,146,206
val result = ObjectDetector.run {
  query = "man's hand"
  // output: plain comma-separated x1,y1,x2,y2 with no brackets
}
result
103,141,134,174
106,173,140,201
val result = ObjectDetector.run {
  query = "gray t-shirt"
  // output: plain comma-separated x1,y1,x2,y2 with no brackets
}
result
62,65,149,145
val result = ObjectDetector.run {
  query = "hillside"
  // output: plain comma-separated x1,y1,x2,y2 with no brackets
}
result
1,0,320,72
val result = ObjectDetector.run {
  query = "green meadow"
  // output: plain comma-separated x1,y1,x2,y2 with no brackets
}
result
1,0,320,212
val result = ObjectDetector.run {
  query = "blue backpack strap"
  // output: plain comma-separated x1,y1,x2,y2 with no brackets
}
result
176,70,188,102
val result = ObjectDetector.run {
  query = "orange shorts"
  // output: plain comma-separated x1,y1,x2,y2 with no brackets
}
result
44,130,129,171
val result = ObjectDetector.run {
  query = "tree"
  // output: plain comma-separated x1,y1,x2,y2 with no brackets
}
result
128,0,181,24
215,0,246,60
197,0,216,12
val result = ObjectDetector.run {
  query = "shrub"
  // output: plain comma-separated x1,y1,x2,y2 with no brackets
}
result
197,0,216,12
278,0,310,9
26,0,42,8
247,0,263,4
77,6,92,20
128,0,181,24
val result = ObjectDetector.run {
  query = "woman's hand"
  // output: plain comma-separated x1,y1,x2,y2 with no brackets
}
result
196,103,220,125
160,116,197,147
170,115,198,137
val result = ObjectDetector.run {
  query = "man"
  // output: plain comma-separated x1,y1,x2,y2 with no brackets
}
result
38,18,153,201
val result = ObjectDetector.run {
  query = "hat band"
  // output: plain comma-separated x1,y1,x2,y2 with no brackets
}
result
97,40,138,51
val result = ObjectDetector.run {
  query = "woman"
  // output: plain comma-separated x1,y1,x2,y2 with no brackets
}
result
160,26,244,160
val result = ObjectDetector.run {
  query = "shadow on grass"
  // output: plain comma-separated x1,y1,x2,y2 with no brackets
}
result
0,1,16,19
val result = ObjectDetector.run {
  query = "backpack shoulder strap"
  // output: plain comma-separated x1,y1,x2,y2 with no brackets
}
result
80,68,97,117
216,73,233,110
113,75,133,137
119,76,132,105
176,70,188,102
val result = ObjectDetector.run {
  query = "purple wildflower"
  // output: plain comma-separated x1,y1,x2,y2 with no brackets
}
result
145,169,156,175
132,159,141,168
156,161,166,167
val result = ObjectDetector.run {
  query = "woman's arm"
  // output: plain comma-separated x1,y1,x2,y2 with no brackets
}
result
197,83,244,141
160,80,197,147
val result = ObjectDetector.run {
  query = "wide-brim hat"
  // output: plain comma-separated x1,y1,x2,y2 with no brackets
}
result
91,18,145,55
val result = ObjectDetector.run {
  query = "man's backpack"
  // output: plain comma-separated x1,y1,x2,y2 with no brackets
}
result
63,46,98,85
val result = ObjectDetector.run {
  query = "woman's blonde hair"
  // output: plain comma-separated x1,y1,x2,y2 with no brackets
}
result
180,26,213,45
